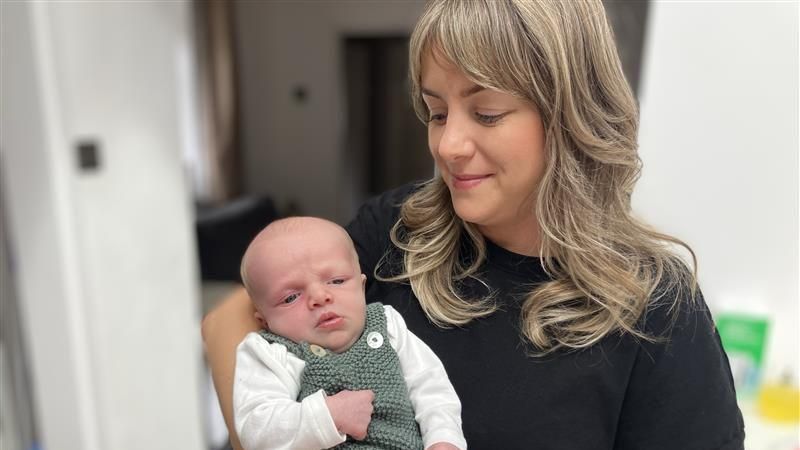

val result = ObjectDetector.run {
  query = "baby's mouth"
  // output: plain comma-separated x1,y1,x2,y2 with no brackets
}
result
316,312,343,329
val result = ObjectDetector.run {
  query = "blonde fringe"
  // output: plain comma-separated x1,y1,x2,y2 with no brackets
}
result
379,0,698,354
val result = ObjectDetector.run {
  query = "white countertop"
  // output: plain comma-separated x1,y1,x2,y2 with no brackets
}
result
740,400,798,450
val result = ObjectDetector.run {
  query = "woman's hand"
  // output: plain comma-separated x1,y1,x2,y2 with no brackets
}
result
201,287,261,450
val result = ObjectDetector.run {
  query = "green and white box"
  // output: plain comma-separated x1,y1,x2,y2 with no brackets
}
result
716,312,770,398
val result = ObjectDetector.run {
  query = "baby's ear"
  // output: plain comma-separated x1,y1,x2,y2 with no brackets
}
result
253,310,269,330
360,274,367,291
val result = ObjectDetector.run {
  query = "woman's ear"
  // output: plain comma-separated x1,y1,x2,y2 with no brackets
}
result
253,310,269,330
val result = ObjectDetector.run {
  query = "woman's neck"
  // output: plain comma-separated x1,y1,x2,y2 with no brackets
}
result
477,216,542,257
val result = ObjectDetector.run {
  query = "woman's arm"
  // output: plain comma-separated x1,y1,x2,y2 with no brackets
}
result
201,287,261,450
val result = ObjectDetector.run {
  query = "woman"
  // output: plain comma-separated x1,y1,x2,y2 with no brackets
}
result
202,1,744,449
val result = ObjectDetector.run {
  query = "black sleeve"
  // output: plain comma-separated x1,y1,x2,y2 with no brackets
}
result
344,183,418,287
614,290,745,450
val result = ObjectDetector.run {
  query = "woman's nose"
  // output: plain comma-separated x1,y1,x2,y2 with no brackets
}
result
435,115,477,162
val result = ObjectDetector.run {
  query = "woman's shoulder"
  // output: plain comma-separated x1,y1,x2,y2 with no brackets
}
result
630,264,737,397
638,260,708,338
617,270,744,448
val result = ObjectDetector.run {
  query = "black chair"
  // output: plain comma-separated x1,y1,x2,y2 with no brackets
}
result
195,196,280,282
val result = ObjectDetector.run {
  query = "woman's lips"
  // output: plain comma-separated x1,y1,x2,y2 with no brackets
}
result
451,174,491,190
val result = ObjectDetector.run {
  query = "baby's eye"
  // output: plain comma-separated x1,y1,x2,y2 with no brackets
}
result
329,278,345,285
283,293,299,304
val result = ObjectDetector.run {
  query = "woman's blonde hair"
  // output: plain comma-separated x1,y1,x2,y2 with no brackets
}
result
381,0,696,353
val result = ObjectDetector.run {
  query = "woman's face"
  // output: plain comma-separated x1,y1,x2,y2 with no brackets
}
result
421,51,547,247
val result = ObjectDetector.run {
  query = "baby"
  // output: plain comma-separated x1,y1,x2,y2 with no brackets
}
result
233,216,466,450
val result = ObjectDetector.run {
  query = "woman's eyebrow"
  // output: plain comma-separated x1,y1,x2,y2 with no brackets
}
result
421,84,486,99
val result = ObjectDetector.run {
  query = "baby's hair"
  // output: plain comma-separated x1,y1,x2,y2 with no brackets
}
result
240,217,360,298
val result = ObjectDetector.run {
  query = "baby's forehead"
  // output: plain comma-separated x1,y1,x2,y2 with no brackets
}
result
266,217,347,240
264,220,352,249
250,219,357,264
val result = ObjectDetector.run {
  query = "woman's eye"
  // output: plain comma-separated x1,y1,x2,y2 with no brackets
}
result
283,293,299,304
475,112,505,125
427,113,447,125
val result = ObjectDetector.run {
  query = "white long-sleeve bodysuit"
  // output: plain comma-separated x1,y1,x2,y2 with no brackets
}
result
233,305,466,450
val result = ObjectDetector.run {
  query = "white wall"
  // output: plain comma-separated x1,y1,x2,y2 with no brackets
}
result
635,2,799,380
234,1,426,224
1,2,205,449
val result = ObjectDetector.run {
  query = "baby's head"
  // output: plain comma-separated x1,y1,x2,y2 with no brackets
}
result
241,217,367,353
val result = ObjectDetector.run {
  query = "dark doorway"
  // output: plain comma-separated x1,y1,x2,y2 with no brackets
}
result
603,0,649,97
342,36,431,217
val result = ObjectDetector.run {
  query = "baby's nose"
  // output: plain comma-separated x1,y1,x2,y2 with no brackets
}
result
308,285,332,307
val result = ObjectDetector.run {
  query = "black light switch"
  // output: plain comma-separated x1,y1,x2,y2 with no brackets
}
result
76,139,100,171
292,85,308,104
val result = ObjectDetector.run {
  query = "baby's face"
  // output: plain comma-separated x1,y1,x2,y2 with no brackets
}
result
247,223,367,353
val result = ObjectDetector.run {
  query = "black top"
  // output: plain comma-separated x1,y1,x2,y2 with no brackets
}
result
345,183,744,450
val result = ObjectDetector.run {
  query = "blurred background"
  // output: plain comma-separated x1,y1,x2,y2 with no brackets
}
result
0,1,797,449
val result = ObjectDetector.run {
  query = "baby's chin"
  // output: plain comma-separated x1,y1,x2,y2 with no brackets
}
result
323,332,362,354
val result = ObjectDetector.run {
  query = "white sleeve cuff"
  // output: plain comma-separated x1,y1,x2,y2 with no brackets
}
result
424,428,468,450
305,390,347,447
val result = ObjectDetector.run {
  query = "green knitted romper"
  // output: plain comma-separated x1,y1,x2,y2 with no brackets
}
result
260,303,424,450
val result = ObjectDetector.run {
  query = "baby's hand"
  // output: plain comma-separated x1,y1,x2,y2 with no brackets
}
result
426,443,460,450
324,389,374,440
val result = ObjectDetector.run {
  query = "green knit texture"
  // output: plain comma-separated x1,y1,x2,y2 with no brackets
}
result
261,303,423,450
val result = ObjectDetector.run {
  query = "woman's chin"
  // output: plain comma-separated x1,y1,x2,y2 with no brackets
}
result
452,205,491,228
